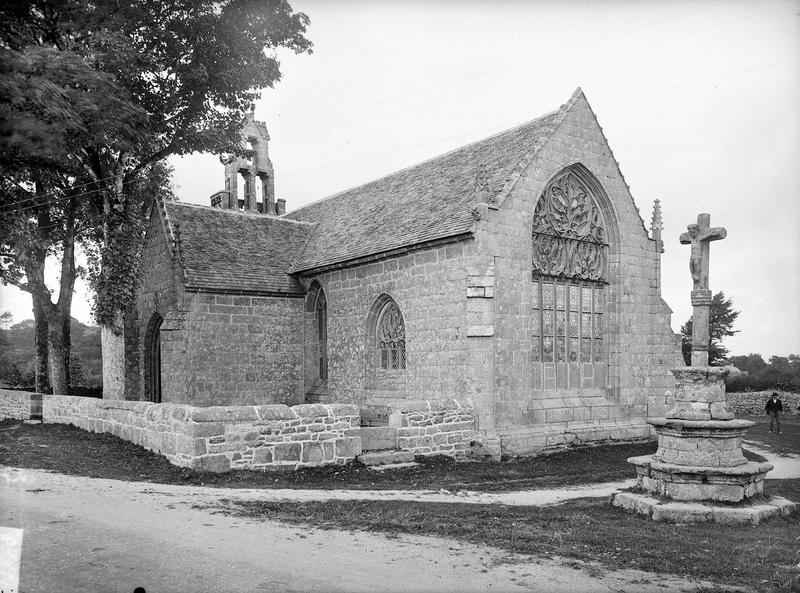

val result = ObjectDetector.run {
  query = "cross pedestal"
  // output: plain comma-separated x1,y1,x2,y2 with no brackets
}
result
610,212,792,524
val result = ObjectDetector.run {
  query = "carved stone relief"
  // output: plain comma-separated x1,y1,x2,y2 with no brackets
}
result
532,171,608,282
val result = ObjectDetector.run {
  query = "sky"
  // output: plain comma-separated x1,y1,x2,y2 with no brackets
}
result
2,0,798,359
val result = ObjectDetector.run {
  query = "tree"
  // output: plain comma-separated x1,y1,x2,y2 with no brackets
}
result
728,353,768,375
0,1,312,397
680,291,740,366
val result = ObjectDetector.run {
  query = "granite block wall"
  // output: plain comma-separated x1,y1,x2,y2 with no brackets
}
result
131,206,305,407
470,92,681,454
178,293,304,406
388,399,478,456
305,240,488,415
726,391,800,416
0,389,41,420
35,394,361,472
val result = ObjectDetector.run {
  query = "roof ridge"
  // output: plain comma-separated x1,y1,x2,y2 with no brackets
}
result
166,200,316,226
286,107,562,219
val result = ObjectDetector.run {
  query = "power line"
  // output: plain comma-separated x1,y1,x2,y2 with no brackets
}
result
271,0,786,148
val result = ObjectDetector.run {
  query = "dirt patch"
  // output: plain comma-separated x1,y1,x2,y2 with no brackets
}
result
0,419,662,491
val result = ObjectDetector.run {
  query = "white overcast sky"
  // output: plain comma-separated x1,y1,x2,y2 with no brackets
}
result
2,0,799,359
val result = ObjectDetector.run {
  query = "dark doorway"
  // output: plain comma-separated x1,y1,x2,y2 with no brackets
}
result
146,313,163,403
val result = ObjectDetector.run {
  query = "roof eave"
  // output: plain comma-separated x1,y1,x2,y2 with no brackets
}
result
292,231,474,276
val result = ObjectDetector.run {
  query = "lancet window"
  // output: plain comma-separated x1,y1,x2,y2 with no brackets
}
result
314,290,328,382
377,300,406,371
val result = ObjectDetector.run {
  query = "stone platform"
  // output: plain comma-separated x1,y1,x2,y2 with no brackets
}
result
611,490,796,525
613,365,795,523
627,454,773,502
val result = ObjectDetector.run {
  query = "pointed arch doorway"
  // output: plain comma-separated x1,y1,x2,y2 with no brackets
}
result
146,313,163,403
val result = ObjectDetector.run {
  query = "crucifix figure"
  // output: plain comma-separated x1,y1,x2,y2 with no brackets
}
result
679,213,727,366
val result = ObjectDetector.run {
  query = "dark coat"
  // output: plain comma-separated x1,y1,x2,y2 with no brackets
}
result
765,397,783,413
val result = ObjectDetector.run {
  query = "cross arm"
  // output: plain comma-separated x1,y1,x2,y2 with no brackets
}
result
698,227,727,242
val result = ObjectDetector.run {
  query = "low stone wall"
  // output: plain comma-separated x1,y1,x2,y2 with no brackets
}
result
36,394,361,472
726,391,799,416
0,389,42,420
389,399,478,456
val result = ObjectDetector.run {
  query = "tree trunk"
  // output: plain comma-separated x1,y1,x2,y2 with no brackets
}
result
102,311,126,399
47,309,71,395
32,294,50,394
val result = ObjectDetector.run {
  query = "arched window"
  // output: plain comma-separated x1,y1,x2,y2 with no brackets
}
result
305,282,329,398
376,299,406,370
145,313,163,403
314,289,328,382
531,168,610,390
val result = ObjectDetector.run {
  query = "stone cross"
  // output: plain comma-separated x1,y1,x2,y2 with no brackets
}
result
679,213,726,366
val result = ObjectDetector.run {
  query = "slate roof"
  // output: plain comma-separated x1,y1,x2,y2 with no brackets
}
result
160,90,580,291
285,94,573,272
163,202,309,295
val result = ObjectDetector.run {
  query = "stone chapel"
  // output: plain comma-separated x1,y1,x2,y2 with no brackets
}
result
129,88,683,455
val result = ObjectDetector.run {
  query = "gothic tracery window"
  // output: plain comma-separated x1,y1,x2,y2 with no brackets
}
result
377,300,406,370
531,169,609,390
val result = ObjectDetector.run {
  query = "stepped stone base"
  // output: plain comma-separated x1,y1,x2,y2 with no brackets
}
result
611,491,796,525
629,455,773,502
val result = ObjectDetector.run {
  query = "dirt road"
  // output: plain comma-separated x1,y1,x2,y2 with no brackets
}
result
0,467,728,593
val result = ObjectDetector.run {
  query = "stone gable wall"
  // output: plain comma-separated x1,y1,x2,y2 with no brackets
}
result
131,206,305,406
128,207,185,401
36,393,361,472
305,241,493,422
473,93,681,455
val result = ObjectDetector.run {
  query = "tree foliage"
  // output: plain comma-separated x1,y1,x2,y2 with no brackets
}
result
727,353,800,393
0,1,311,393
2,0,311,325
0,316,102,392
680,291,740,366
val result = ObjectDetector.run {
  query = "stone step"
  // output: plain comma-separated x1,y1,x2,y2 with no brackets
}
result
357,450,415,466
360,426,398,451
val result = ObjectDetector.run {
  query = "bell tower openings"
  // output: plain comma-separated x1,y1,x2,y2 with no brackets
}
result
211,106,280,214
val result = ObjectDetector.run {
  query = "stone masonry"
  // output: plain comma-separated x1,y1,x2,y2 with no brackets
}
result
127,88,683,457
389,399,478,456
38,393,361,472
2,391,482,470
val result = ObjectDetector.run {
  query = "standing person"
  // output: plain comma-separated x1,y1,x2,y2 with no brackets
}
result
765,392,783,434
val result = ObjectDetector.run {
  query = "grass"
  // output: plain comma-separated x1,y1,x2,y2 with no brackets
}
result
204,494,800,592
0,418,663,491
741,414,800,456
2,415,798,591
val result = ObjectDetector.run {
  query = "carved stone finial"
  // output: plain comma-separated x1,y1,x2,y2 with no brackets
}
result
650,199,663,234
172,221,184,265
650,199,664,254
475,164,492,203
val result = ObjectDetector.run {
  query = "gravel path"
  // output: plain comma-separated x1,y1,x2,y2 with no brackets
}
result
1,467,730,593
